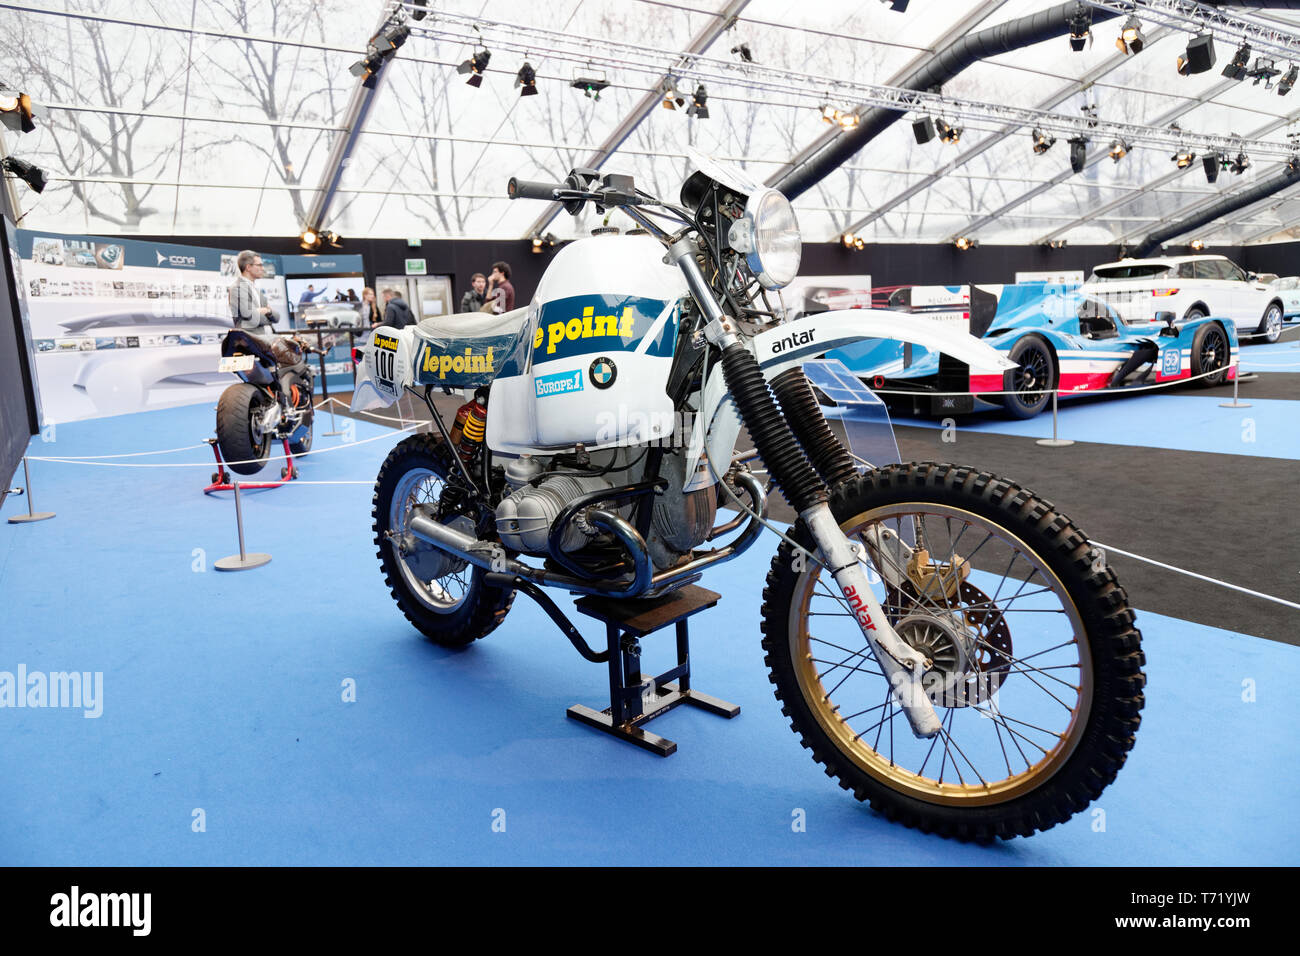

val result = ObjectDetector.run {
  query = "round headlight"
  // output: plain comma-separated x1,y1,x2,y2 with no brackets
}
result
743,189,801,290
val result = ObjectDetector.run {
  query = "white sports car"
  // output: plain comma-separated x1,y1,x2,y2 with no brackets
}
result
1082,254,1286,343
1268,276,1300,318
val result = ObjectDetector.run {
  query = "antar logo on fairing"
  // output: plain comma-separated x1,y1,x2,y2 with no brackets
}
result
770,328,815,354
842,584,877,631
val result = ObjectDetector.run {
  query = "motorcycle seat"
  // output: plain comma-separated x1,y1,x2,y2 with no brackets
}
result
223,330,304,368
413,305,530,343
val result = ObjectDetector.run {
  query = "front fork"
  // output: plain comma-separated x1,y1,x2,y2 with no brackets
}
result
802,505,943,738
666,237,941,739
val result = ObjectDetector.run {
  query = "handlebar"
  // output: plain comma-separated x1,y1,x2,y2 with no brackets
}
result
507,178,564,201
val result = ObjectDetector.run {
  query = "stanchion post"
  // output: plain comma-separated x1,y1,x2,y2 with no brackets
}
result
323,397,344,437
214,481,272,571
1219,363,1251,408
1035,389,1074,448
7,456,56,523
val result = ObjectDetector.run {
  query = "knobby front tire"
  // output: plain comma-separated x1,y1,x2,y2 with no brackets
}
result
760,462,1145,841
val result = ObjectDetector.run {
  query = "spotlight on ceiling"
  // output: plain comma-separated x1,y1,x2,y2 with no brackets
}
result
935,118,961,144
299,228,321,251
1069,136,1088,174
1188,239,1206,252
662,79,685,110
1032,128,1056,154
953,236,978,251
1177,34,1216,76
1068,8,1092,51
842,232,856,248
1109,138,1130,163
1248,56,1281,87
1222,43,1251,81
1228,151,1251,174
1202,151,1221,183
731,43,753,63
1,156,46,193
531,235,544,254
1172,147,1196,169
0,88,37,134
1289,154,1300,174
515,62,538,97
822,105,859,129
1116,15,1145,55
686,84,709,119
1042,239,1067,249
571,74,610,100
1278,64,1298,95
458,48,491,87
912,115,936,144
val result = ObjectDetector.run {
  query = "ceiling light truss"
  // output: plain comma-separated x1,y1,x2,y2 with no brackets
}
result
411,13,1300,167
1081,1,1300,65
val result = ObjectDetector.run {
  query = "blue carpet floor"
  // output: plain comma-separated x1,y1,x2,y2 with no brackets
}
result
1,403,1296,865
898,392,1299,459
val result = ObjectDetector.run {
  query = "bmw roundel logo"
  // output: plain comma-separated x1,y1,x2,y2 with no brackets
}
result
589,356,617,389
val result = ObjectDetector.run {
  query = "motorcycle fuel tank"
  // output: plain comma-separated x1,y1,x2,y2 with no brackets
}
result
487,234,688,454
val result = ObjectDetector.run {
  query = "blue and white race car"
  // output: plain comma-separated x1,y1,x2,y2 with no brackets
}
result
828,284,1239,419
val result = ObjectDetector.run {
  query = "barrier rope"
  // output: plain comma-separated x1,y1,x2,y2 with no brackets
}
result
27,420,424,468
1091,540,1300,611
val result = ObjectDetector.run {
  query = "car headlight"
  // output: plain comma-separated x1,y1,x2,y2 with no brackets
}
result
727,188,801,290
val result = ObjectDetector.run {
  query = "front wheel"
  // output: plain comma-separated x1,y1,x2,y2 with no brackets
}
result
373,433,514,647
760,463,1145,840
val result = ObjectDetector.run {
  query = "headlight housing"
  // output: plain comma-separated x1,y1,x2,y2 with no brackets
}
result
727,188,801,290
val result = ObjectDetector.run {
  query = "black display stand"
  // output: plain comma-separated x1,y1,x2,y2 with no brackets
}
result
565,584,740,757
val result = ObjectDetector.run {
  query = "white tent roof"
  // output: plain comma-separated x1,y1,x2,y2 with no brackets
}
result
3,0,1300,245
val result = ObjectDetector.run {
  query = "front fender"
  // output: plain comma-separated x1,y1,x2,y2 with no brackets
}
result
685,310,1017,486
753,310,1017,377
350,325,420,411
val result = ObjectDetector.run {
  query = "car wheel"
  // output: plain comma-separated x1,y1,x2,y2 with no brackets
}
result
1190,323,1230,388
1256,303,1283,344
1002,336,1056,419
1183,306,1207,321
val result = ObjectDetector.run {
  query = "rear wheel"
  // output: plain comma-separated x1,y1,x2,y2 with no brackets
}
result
372,433,514,647
216,383,273,476
1190,322,1230,387
1002,336,1055,419
760,464,1145,840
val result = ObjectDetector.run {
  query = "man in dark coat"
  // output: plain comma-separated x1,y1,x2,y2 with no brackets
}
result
382,287,414,328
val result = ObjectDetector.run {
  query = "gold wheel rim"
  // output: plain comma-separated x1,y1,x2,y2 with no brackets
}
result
789,502,1093,807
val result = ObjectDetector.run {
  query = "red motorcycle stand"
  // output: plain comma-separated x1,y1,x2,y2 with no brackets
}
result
203,438,298,496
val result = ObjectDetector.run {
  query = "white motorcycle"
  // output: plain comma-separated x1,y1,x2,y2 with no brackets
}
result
350,157,1145,841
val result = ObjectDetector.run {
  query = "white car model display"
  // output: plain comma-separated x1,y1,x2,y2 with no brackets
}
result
1082,254,1285,343
1267,276,1300,318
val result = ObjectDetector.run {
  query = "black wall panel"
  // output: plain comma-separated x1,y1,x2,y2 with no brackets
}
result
0,218,39,505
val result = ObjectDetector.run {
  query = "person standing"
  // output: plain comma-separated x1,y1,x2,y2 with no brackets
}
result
361,286,382,328
228,250,275,331
487,261,515,314
460,273,487,313
382,287,413,329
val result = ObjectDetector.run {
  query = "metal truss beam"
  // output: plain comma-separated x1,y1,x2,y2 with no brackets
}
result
517,0,752,240
847,27,1171,238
